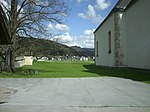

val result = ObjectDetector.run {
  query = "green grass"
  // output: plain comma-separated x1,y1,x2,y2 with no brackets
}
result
83,64,150,83
0,61,150,84
0,61,99,78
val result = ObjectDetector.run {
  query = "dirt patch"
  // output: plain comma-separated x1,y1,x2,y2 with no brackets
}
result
0,86,16,103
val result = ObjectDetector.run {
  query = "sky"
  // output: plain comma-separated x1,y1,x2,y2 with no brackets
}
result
1,0,119,48
48,0,119,48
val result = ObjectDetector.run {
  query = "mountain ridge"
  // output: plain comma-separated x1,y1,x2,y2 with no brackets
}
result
16,37,94,57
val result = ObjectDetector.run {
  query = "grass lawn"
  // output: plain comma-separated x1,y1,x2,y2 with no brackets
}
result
0,61,150,83
0,61,98,78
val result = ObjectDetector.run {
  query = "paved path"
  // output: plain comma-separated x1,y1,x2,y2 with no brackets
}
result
0,77,150,112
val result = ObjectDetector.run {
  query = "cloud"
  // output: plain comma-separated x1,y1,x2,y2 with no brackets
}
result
0,0,10,11
47,23,70,33
52,32,75,45
55,32,73,43
35,0,49,6
78,5,96,19
78,5,103,23
87,5,96,18
52,29,95,48
81,29,95,48
95,0,111,10
53,33,78,47
48,23,53,30
78,0,111,23
77,0,82,3
84,29,94,36
55,23,70,32
76,0,87,4
1,0,8,7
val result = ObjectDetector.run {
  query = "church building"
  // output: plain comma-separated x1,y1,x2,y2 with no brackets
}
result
94,0,150,69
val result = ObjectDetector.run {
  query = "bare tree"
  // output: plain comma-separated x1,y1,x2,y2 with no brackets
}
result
0,0,68,72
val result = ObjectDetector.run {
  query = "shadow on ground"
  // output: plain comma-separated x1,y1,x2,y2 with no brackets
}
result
83,64,150,82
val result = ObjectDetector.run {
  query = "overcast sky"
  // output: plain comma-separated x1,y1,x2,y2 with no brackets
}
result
48,0,119,48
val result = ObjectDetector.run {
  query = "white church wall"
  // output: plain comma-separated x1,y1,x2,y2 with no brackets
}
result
94,13,115,67
125,0,150,69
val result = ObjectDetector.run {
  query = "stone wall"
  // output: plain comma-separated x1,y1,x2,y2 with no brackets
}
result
114,11,124,67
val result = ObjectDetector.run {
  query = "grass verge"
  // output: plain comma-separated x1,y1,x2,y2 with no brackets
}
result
0,61,150,84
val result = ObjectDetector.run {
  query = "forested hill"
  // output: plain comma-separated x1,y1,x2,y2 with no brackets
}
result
16,37,94,57
71,46,94,57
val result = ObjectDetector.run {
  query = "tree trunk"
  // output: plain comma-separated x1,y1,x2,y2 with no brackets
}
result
10,49,15,72
2,46,16,72
4,53,11,72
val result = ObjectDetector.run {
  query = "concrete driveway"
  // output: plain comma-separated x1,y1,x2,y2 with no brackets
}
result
0,77,150,112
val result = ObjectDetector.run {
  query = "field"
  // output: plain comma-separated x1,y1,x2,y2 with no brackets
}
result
0,61,150,83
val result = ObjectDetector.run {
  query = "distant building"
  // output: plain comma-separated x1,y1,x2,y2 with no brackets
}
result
0,5,11,44
15,56,33,68
94,0,150,69
24,56,33,65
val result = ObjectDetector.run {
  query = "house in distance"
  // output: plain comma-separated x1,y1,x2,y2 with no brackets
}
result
94,0,150,69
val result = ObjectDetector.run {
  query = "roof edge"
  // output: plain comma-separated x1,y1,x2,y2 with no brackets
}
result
94,0,136,34
94,0,121,33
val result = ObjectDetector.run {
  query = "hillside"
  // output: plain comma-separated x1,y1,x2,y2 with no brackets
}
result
71,46,94,57
16,37,94,57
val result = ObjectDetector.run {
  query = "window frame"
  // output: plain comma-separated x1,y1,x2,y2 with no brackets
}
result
96,41,99,57
108,31,111,54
